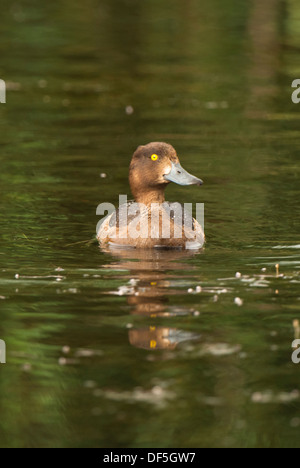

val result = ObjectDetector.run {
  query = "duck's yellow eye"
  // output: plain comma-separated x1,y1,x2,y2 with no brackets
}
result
151,154,158,161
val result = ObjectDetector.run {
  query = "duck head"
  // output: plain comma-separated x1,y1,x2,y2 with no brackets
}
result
129,142,203,204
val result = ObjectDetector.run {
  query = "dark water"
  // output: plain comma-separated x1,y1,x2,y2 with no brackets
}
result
0,0,300,448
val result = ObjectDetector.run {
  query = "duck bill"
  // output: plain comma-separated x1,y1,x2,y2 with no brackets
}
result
164,162,203,186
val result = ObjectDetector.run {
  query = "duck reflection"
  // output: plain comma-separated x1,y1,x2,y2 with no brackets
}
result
129,327,199,351
102,246,203,350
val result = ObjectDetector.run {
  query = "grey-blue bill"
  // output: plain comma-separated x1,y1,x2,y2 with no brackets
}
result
164,162,203,186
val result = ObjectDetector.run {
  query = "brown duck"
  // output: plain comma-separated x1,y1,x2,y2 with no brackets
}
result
97,142,205,249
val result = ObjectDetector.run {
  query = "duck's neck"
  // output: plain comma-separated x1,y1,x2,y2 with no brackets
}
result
133,188,166,205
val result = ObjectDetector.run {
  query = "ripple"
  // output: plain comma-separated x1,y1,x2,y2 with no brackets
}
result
93,386,176,408
273,245,300,250
251,390,299,404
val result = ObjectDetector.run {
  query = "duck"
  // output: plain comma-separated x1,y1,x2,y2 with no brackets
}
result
97,142,205,249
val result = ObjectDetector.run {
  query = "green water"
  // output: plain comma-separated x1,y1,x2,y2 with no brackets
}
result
0,0,300,448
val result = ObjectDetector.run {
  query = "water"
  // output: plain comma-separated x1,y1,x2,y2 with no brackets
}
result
0,0,300,448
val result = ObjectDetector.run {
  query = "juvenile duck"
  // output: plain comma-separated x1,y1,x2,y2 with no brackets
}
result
97,142,205,249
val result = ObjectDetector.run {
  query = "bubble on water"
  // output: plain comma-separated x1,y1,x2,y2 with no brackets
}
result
100,173,107,178
38,79,47,88
125,105,134,115
0,296,6,300
62,346,70,354
261,268,267,272
195,286,202,293
202,396,223,406
75,349,101,358
55,267,64,272
251,392,271,403
235,272,242,279
114,285,134,296
94,385,177,408
278,390,299,403
205,101,218,109
234,297,243,307
84,380,97,389
270,345,279,352
58,357,67,366
15,274,20,279
187,288,193,294
293,319,300,332
152,386,163,396
129,278,138,286
126,323,133,329
251,390,299,404
21,363,32,372
201,343,241,357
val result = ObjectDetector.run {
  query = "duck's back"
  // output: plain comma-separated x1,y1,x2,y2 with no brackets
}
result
97,202,204,249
